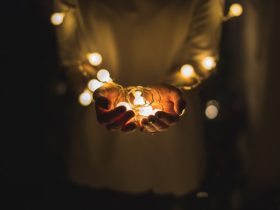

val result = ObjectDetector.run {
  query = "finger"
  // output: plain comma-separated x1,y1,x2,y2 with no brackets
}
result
93,84,124,110
121,122,137,133
169,89,186,115
141,118,157,133
155,111,179,125
148,116,169,131
171,97,186,115
96,106,126,124
107,111,135,130
93,83,118,99
95,96,110,109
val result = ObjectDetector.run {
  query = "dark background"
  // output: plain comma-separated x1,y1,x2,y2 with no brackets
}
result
1,0,280,209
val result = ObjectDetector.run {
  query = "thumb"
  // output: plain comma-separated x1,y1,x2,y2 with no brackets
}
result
169,89,186,115
174,98,186,115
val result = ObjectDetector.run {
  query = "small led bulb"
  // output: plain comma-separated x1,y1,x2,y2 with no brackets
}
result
229,3,243,17
134,96,145,106
97,69,112,82
202,56,216,70
139,106,154,117
87,53,102,66
205,100,219,119
180,64,194,78
50,12,65,26
88,79,103,92
79,90,92,106
134,97,145,106
134,91,142,98
133,91,146,106
116,102,133,111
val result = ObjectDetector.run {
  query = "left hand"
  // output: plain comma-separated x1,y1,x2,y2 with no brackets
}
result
140,84,186,133
93,83,137,133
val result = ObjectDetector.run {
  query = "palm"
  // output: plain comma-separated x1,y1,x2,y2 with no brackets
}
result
140,84,186,133
93,83,186,133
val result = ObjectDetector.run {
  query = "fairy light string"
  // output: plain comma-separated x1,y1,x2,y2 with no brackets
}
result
51,1,243,119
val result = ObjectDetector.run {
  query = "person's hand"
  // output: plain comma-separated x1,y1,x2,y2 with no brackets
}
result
93,83,137,132
140,84,186,133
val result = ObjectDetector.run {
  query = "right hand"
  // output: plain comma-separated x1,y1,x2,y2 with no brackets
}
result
140,84,186,133
93,83,137,132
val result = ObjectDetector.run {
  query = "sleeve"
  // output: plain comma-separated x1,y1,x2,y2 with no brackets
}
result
53,0,95,95
167,0,225,90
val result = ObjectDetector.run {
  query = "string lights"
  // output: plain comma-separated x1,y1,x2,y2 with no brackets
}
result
50,12,65,26
205,100,219,119
224,3,243,21
51,1,243,120
127,88,161,117
229,3,243,17
97,69,112,83
180,64,195,79
88,79,103,92
116,102,132,111
79,90,93,106
87,52,103,66
202,56,216,71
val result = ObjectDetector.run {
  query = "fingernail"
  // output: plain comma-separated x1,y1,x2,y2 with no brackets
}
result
148,117,156,124
178,100,186,115
179,108,186,116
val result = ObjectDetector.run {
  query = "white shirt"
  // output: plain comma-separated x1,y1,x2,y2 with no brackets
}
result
55,0,224,195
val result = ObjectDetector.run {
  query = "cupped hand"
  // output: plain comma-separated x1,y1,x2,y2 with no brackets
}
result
93,83,137,132
140,84,186,133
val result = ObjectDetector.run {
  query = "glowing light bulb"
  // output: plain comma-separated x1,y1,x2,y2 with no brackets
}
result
180,64,195,78
79,90,92,106
139,106,154,117
116,102,133,111
88,79,103,92
229,3,243,17
134,97,145,106
205,100,219,119
87,53,102,66
97,69,112,82
133,91,146,106
134,91,142,98
50,12,65,26
202,56,216,70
